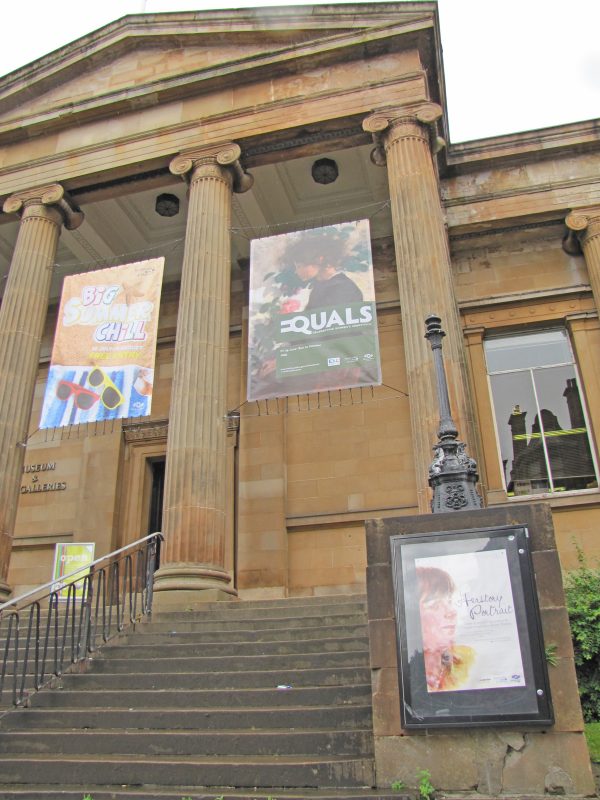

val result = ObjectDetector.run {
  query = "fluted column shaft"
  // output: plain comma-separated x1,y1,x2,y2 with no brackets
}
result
155,144,252,601
0,185,83,599
566,208,600,311
364,106,477,512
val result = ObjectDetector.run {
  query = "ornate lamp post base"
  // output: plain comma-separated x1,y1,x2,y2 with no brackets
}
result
425,315,483,513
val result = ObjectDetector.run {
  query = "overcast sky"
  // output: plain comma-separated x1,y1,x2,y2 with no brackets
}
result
0,0,598,143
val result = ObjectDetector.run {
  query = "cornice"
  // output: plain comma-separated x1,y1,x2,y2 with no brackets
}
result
122,417,168,443
0,2,436,95
0,74,424,199
445,118,600,174
458,284,592,313
0,16,434,144
443,173,600,210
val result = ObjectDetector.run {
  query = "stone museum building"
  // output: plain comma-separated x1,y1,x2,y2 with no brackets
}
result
1,1,600,604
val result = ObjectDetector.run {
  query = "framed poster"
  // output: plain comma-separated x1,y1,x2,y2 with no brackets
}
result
390,525,553,728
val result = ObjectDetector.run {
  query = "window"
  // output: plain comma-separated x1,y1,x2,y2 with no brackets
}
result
484,329,597,497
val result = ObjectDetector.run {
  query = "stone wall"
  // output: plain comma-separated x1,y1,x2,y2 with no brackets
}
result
365,503,595,796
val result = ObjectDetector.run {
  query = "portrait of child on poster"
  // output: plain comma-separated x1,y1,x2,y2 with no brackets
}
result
414,549,526,693
247,220,382,401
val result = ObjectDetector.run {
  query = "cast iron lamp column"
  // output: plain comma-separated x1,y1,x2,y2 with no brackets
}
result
425,314,482,512
0,184,83,600
363,105,478,513
153,144,252,606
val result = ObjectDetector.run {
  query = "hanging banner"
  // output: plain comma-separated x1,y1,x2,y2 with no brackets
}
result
40,258,164,428
247,220,381,401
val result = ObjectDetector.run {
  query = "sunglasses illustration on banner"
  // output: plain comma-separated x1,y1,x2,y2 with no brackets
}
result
56,380,100,411
87,368,125,410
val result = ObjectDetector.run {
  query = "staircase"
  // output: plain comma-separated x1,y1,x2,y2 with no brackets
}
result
0,594,394,800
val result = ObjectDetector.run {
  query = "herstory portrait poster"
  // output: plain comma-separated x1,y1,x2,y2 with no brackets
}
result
247,220,382,401
414,549,526,693
40,258,164,428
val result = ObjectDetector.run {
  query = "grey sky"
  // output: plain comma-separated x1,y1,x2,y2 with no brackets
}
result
1,0,598,143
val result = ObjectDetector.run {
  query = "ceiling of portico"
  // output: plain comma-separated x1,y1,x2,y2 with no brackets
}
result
0,142,391,304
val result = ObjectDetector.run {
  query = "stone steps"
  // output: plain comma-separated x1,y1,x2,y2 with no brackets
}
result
118,623,367,644
104,635,369,658
58,665,371,690
0,753,377,788
0,728,374,756
135,612,367,633
27,684,372,708
3,704,373,730
0,594,379,797
88,650,370,673
0,789,400,800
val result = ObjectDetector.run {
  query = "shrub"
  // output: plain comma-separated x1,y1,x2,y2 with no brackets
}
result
564,549,600,722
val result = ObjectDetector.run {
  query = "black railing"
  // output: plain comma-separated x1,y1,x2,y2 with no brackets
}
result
0,532,162,708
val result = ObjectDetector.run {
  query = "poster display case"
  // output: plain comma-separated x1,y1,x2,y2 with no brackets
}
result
390,525,553,728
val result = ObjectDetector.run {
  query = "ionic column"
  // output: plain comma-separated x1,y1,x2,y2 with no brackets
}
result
364,105,477,513
0,185,83,599
153,143,252,606
565,207,600,311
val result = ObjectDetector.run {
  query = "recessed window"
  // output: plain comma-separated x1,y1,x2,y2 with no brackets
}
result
484,329,598,497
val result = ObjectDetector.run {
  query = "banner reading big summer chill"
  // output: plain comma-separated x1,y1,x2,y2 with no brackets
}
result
40,258,164,428
247,220,381,401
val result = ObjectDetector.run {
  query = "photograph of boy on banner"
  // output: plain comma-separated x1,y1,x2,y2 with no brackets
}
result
247,220,381,401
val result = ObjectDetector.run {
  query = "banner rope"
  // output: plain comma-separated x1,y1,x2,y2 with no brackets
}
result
230,200,391,240
19,382,408,446
48,236,185,275
2,201,390,280
228,382,408,418
19,418,120,446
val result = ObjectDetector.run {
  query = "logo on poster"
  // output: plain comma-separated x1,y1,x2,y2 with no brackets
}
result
280,305,373,336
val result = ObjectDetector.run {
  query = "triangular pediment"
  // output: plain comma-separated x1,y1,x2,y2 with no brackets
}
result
0,5,437,138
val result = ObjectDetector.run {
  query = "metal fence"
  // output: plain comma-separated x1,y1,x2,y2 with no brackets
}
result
0,532,162,708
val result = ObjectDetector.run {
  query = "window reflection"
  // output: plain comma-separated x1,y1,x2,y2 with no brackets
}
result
485,331,597,496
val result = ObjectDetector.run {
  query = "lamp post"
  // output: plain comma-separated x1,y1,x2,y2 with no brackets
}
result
424,314,483,513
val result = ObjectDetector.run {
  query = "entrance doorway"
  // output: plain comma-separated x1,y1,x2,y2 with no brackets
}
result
148,458,165,534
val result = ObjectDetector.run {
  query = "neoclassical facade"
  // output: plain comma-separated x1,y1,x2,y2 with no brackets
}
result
1,3,599,602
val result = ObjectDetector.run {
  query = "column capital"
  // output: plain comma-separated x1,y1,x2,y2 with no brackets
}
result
564,207,600,255
362,103,446,166
169,143,253,193
566,206,600,240
3,183,83,230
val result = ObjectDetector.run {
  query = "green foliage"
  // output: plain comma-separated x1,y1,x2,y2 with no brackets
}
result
585,722,600,762
82,795,93,800
391,779,406,792
545,642,558,667
564,549,600,722
417,769,435,800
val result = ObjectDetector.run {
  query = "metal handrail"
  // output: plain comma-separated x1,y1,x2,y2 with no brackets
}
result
0,532,162,708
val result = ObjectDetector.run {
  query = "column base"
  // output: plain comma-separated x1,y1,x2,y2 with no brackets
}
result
152,563,237,611
152,587,237,612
